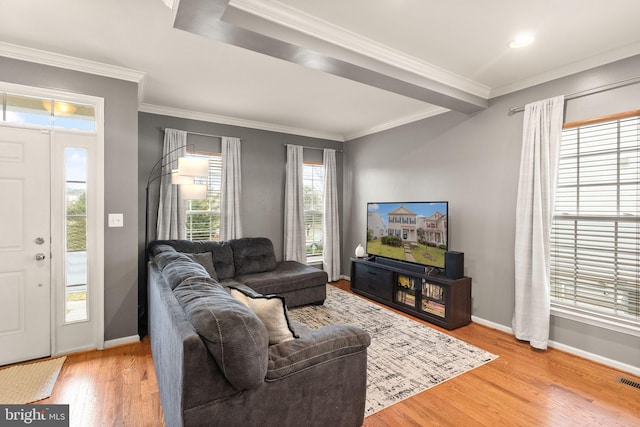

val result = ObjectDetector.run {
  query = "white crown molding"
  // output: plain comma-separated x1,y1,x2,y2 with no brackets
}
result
139,103,345,142
0,41,145,83
490,41,640,98
227,0,490,99
344,106,450,141
140,103,452,143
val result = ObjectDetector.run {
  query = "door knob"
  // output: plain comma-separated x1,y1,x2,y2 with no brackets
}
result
35,253,46,261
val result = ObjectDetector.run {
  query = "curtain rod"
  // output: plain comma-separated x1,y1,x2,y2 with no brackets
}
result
161,128,228,139
507,76,640,116
283,144,343,153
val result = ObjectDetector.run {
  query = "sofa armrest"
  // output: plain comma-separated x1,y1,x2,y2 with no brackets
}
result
148,262,240,426
266,324,370,381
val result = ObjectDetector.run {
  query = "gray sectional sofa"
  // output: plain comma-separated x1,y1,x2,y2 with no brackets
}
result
149,237,328,307
147,237,371,427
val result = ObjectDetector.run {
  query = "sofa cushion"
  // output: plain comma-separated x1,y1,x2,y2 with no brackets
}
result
185,252,218,281
229,237,277,275
204,242,236,280
230,288,298,345
149,240,236,279
235,261,328,295
151,245,182,269
153,249,211,290
149,243,173,257
173,280,269,390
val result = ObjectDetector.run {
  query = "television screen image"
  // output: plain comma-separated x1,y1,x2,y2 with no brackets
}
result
366,201,448,269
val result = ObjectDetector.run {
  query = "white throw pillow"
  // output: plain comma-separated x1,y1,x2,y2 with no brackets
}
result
229,288,297,345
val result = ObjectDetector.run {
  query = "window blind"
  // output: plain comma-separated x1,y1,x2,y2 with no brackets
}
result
185,152,222,241
303,162,324,257
550,113,639,325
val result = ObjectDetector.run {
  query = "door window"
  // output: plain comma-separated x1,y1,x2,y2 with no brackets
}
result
2,93,96,131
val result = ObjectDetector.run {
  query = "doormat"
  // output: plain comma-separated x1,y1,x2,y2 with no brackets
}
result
289,286,498,416
0,357,66,404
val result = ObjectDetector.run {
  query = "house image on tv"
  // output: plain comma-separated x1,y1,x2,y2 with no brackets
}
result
387,206,418,242
367,212,386,239
418,211,448,248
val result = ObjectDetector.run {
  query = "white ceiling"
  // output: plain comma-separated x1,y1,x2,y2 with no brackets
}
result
1,0,640,141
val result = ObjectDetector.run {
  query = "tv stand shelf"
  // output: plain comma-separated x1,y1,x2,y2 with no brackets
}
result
350,257,471,330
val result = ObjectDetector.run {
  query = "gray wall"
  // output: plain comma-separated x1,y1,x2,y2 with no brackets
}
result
4,50,636,368
343,55,640,369
1,56,139,341
138,113,344,328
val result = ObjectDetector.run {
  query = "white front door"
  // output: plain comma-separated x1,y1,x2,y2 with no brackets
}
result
0,127,51,366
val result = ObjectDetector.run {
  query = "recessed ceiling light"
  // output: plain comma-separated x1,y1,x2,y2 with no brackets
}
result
509,33,535,49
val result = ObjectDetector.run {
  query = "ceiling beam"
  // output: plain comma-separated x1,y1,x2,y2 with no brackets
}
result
173,0,488,114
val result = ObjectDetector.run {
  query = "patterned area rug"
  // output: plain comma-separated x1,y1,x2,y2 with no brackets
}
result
0,357,66,404
289,286,498,416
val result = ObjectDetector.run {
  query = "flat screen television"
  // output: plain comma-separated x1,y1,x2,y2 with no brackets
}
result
366,202,448,269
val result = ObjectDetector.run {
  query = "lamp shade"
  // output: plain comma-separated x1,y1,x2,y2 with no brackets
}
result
171,169,194,185
180,184,208,200
178,157,208,178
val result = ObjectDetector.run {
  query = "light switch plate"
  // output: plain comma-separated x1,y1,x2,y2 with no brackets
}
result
108,213,124,227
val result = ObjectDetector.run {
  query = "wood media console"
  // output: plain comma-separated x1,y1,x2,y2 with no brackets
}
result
350,256,471,330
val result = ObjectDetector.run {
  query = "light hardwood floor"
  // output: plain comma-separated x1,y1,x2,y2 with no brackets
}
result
36,280,639,426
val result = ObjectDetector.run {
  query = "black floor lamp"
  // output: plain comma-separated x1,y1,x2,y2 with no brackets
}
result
144,144,208,261
140,144,207,336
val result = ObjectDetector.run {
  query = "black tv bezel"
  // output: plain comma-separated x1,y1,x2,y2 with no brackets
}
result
365,201,449,271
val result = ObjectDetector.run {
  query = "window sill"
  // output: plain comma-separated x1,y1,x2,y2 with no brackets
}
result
551,303,640,338
306,255,323,266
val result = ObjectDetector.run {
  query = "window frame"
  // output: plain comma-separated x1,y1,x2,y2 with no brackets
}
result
550,110,640,337
1,91,97,132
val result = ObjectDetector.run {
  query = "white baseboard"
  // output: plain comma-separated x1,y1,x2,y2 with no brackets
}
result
547,339,640,377
471,315,513,334
53,344,97,357
471,315,640,377
340,274,350,281
52,335,140,358
104,335,140,349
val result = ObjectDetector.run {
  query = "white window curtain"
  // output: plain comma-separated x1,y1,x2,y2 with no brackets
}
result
220,136,243,240
322,149,340,281
513,96,565,350
156,128,187,240
284,144,306,262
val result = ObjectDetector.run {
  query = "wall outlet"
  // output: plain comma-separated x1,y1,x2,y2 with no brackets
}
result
108,213,124,228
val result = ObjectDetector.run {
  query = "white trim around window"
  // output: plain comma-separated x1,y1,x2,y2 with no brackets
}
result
551,303,640,338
